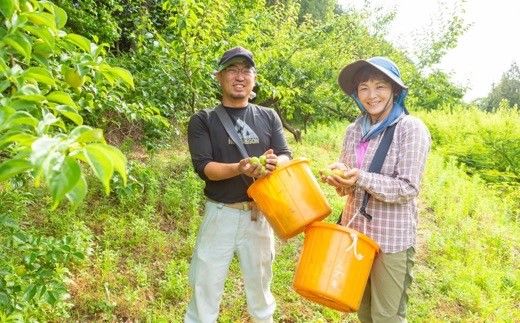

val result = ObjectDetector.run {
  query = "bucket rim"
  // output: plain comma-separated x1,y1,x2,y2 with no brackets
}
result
247,157,310,193
305,221,380,252
263,156,309,173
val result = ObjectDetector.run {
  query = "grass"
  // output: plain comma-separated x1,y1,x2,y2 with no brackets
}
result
1,107,519,321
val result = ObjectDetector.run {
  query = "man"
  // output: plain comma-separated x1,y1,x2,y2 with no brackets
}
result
186,46,292,323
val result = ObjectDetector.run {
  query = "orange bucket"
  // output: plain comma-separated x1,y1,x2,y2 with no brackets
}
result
292,222,379,312
247,157,331,240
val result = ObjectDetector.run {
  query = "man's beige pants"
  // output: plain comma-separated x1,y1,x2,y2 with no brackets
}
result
185,200,275,323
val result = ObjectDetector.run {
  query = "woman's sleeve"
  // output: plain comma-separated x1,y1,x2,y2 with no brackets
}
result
355,117,432,204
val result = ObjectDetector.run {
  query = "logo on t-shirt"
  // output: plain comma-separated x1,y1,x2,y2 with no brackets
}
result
229,118,259,145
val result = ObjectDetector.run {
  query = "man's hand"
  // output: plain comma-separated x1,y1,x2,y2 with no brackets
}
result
238,149,283,179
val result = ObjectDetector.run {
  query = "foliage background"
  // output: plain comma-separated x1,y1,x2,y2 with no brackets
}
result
1,0,519,321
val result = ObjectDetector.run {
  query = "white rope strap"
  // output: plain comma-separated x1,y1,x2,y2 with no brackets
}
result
344,232,364,261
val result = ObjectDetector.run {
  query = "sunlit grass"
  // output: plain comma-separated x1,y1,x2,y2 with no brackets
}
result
4,108,519,321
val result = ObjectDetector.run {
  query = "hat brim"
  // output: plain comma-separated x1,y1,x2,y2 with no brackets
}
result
338,60,407,96
218,55,255,71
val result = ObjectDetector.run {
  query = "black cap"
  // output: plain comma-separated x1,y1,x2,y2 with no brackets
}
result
218,46,255,70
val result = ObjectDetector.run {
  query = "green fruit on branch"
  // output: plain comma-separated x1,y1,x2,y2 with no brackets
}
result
64,66,86,88
72,86,82,95
15,265,27,276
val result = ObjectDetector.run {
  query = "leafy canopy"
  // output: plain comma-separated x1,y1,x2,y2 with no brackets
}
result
0,0,134,209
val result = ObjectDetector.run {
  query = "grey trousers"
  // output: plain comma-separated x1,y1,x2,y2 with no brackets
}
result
358,247,415,323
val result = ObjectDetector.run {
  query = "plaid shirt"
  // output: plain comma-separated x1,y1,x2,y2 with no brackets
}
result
338,114,431,253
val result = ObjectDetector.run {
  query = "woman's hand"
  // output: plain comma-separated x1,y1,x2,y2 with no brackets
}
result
319,163,359,188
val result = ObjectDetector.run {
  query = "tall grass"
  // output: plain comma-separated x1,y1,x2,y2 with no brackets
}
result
410,153,519,321
416,103,520,198
1,107,519,321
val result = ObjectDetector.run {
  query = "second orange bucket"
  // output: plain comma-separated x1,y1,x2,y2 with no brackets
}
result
292,222,379,312
247,157,331,240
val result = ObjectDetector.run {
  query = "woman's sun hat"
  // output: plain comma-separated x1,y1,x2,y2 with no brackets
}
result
338,57,409,113
338,57,407,95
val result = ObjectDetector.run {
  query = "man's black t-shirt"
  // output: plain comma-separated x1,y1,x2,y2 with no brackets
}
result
187,104,292,203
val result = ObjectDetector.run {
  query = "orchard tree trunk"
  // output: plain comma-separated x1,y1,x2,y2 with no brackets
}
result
325,105,356,122
258,97,302,143
273,104,302,144
303,113,311,134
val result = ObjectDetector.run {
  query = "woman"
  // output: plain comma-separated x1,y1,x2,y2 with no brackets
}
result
320,57,431,322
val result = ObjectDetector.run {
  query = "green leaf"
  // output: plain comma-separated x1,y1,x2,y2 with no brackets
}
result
43,2,68,29
68,125,93,138
0,56,8,75
72,251,85,259
0,159,33,182
107,66,134,88
0,292,9,306
9,10,27,32
65,176,87,209
36,112,66,132
0,0,14,19
0,105,15,129
4,312,24,322
22,67,55,86
0,215,19,229
13,231,26,243
0,132,37,149
46,156,81,210
44,290,58,306
23,12,56,30
2,33,32,62
31,51,50,68
10,10,28,31
13,93,46,103
64,33,92,52
0,80,11,92
30,136,59,180
10,98,39,111
72,127,105,143
7,111,39,128
24,253,36,264
24,284,38,301
54,105,83,126
16,83,41,95
46,91,77,108
98,144,127,186
84,143,114,195
23,25,55,49
98,69,116,86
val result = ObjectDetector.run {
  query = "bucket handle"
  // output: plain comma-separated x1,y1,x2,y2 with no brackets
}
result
346,209,368,235
345,232,364,261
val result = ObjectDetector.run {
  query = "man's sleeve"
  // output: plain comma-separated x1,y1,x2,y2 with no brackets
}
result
187,112,212,181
